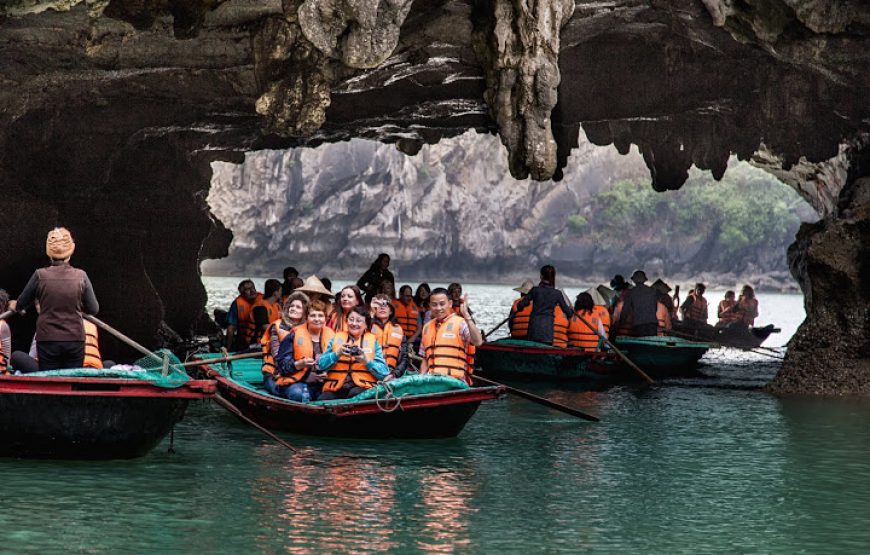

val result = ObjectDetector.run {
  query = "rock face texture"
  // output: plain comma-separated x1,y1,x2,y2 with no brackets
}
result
0,0,869,393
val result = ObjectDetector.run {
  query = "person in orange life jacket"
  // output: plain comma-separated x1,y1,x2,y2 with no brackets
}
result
225,279,262,351
568,292,606,351
318,305,389,400
723,284,759,327
680,282,709,326
327,285,364,333
15,228,100,370
369,294,408,378
420,288,482,383
613,270,659,338
393,285,421,342
513,265,573,345
716,290,738,325
447,283,470,315
254,279,282,339
357,253,394,305
0,290,11,374
272,297,336,402
260,291,309,390
294,275,334,323
652,279,678,321
655,289,673,335
509,278,535,339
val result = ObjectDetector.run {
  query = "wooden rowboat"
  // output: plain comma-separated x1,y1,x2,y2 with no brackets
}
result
672,321,780,349
475,338,623,386
613,335,711,376
0,373,215,459
196,355,504,439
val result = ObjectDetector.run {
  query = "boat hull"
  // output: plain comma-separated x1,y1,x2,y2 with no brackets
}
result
202,365,503,439
0,376,215,459
672,322,780,349
613,336,711,376
475,339,621,385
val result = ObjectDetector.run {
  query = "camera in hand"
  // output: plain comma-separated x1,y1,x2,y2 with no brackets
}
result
346,345,364,357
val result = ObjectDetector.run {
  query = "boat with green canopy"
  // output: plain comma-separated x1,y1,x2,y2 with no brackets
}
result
194,353,504,439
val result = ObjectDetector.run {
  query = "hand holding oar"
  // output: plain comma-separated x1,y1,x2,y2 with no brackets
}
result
84,315,297,453
483,316,510,339
473,374,600,422
575,314,655,384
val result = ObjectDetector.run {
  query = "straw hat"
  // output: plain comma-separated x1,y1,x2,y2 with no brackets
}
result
513,278,535,294
46,227,75,260
295,275,332,297
584,287,608,307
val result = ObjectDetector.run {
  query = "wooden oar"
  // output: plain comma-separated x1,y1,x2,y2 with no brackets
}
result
472,374,600,422
213,393,297,452
574,314,655,384
408,352,598,422
483,316,509,339
84,315,297,452
180,352,263,368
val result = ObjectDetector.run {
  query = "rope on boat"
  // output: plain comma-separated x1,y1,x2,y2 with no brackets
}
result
374,380,403,413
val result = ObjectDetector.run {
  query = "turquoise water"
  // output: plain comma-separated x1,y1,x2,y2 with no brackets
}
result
5,280,868,553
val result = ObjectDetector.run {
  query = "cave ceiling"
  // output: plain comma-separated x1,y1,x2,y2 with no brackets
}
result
0,0,869,390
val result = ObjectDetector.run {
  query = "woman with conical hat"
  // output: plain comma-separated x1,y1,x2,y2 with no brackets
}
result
15,227,100,370
295,275,334,319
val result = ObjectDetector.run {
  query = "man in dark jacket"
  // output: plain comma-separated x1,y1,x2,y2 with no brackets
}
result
512,265,573,345
614,270,658,337
16,228,100,370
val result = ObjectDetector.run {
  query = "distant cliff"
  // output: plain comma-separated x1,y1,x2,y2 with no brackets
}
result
206,132,814,287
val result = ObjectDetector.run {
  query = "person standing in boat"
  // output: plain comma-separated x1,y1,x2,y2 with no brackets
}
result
680,283,709,327
612,270,658,338
508,278,535,339
318,305,389,400
357,253,394,304
420,287,482,385
15,228,100,370
512,266,573,346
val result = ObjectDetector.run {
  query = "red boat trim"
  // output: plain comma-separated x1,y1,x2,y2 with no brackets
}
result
0,375,215,399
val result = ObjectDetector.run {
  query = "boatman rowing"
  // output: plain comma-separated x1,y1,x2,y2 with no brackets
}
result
419,287,482,385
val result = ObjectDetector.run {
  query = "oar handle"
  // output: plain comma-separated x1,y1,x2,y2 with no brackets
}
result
483,316,510,339
575,313,655,385
181,351,264,368
473,374,599,422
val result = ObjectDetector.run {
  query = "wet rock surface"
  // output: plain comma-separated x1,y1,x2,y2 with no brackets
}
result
0,0,868,390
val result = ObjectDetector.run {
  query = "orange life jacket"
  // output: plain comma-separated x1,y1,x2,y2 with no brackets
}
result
234,293,263,346
568,310,605,352
327,310,350,333
509,297,532,339
323,331,379,392
274,324,336,386
260,319,293,379
684,293,708,323
256,298,282,326
83,320,103,369
392,299,419,338
657,302,672,335
737,298,758,326
552,305,569,348
718,299,737,319
373,321,403,370
422,314,472,384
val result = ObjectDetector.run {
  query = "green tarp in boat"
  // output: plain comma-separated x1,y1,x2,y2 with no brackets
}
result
196,352,468,404
25,349,190,389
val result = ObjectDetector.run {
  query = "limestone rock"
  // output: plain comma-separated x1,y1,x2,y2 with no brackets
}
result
298,0,414,69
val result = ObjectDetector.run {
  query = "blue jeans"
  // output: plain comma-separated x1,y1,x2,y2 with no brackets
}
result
263,375,311,402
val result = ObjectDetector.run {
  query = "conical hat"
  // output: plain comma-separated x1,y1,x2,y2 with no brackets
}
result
584,286,608,306
652,278,672,294
596,284,616,304
513,278,535,294
295,275,332,297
